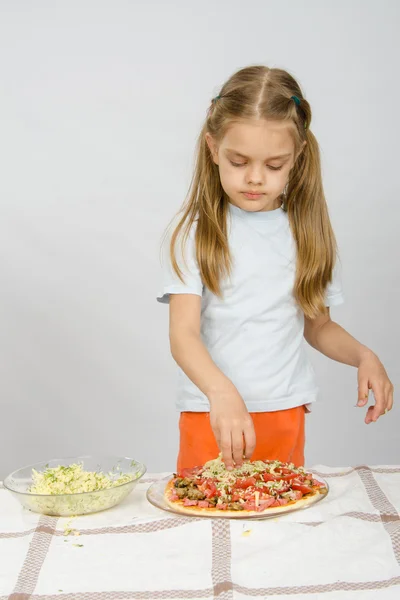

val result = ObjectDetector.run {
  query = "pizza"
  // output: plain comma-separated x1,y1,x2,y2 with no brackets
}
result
165,456,327,517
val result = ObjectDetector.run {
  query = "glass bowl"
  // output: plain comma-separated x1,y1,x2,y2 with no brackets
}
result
4,455,146,517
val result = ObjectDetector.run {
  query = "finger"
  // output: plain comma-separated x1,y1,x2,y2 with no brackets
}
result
387,386,394,412
380,386,394,418
357,378,369,407
369,387,386,422
220,430,234,470
210,420,221,452
243,420,256,460
231,428,244,467
214,431,222,453
365,405,374,425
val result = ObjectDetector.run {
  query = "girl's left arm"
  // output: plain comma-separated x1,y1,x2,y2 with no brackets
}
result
304,310,394,423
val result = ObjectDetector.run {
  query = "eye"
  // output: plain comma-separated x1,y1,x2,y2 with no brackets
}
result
229,160,283,171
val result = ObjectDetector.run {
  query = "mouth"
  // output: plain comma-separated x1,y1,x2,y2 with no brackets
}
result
242,192,264,200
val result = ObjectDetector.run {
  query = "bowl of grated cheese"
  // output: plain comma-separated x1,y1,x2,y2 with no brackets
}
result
4,455,146,516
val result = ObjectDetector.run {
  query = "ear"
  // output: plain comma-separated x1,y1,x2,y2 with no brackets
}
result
205,132,219,165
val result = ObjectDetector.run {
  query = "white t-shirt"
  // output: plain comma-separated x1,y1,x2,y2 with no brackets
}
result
158,203,344,412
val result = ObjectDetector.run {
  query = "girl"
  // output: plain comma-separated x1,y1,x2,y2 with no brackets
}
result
158,65,393,472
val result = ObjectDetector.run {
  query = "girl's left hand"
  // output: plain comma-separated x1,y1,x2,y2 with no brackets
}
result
357,351,394,423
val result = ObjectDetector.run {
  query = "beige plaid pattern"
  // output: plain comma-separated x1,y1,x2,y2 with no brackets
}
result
0,465,399,599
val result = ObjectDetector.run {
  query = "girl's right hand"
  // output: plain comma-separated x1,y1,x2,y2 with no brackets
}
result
209,386,256,469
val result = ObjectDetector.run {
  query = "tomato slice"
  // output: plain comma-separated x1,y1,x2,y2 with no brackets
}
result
231,493,242,502
234,477,257,490
257,485,273,495
203,482,217,498
274,468,288,475
291,483,314,495
262,473,277,482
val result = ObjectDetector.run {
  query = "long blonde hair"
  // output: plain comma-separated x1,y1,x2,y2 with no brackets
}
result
170,65,337,318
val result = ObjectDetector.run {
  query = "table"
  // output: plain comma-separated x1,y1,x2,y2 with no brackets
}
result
1,465,400,599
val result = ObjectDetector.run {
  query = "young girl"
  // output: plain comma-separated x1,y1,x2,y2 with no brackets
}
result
158,65,393,472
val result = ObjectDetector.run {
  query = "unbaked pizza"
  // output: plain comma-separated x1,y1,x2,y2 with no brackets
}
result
165,457,327,517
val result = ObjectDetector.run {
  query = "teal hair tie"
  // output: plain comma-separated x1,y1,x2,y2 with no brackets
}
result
213,94,221,103
291,95,307,129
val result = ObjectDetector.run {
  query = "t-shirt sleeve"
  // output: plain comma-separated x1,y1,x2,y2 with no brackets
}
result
325,258,345,307
157,221,203,304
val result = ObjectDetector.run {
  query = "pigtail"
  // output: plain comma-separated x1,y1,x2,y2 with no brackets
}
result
170,123,231,296
286,129,337,317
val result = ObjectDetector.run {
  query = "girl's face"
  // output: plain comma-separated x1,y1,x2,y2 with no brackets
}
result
206,119,302,212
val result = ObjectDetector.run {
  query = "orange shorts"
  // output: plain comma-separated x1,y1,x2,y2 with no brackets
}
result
177,405,306,473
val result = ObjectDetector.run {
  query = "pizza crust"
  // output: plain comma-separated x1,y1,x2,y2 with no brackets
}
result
164,479,326,518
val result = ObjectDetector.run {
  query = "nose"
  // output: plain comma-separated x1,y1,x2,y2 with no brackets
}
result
246,165,264,186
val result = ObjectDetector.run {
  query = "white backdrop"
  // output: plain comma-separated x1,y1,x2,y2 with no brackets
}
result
0,0,399,478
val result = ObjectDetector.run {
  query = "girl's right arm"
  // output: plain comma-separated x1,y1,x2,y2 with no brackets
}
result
169,293,256,469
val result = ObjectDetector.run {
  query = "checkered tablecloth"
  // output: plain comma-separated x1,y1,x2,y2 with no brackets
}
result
1,465,400,599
